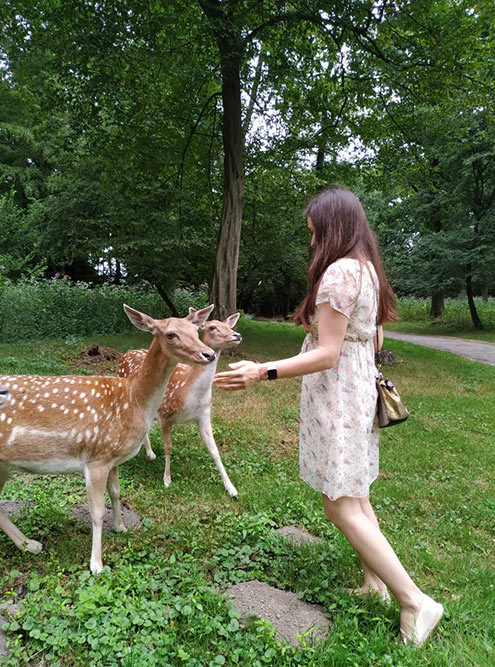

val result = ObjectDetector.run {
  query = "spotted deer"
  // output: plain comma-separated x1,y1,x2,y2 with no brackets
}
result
0,304,215,573
0,388,9,409
117,311,241,497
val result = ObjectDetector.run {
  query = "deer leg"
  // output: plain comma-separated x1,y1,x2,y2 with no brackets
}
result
143,432,156,460
197,414,238,498
0,465,42,554
85,462,111,573
106,466,126,533
161,419,173,488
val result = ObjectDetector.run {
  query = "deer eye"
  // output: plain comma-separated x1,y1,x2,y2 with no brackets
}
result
208,325,217,331
166,331,177,340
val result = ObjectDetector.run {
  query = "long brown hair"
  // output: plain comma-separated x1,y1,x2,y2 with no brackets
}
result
293,185,398,326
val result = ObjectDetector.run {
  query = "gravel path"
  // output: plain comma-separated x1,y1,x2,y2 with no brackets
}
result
384,331,495,366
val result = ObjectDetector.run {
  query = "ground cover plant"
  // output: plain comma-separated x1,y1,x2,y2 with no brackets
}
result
388,298,495,342
0,319,494,665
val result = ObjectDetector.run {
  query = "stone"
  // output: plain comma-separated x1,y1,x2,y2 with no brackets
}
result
275,525,322,546
70,503,142,533
224,580,330,647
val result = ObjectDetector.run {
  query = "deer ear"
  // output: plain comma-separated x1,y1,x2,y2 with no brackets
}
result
188,307,197,317
225,312,240,329
124,304,156,333
188,304,214,328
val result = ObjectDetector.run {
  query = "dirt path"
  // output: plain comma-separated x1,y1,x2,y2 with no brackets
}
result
384,331,495,366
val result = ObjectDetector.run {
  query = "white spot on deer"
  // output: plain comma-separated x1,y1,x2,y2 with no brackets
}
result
77,432,83,443
37,406,45,412
51,403,57,408
53,388,58,393
1,414,5,422
6,417,12,425
79,413,84,419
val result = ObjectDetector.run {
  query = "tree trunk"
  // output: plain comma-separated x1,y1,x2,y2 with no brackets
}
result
430,291,445,318
155,283,179,317
482,284,489,302
466,275,484,330
200,1,244,321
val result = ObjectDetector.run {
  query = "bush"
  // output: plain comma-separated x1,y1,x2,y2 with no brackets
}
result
0,276,209,342
397,296,495,327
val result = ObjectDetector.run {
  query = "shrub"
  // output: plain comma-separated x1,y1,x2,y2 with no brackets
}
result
397,297,495,328
0,276,209,342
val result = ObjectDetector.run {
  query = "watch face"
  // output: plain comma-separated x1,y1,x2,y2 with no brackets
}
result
267,367,278,380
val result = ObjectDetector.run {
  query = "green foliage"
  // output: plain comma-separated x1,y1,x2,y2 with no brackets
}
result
0,277,209,342
1,321,495,664
396,297,495,329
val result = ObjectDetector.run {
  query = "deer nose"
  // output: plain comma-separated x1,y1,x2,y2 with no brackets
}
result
201,351,216,362
233,333,242,341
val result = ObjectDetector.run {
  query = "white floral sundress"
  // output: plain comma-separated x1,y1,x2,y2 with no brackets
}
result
299,258,379,500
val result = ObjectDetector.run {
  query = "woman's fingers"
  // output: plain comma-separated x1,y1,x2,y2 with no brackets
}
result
214,360,260,390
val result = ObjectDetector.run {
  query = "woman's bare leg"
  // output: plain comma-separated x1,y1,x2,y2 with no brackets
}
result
352,497,389,599
322,494,425,638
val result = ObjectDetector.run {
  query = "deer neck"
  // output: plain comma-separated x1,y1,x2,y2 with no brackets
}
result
128,338,176,419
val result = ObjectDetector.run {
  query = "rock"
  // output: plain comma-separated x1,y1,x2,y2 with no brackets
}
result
0,603,24,660
70,503,142,533
224,580,330,647
0,500,29,517
275,525,322,546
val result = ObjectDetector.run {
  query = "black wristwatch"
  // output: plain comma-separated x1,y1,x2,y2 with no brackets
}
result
267,364,278,380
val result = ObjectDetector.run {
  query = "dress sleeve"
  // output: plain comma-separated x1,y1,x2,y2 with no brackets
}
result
315,261,360,319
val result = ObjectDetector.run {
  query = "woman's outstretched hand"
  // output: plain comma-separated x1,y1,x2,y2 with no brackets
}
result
214,360,261,391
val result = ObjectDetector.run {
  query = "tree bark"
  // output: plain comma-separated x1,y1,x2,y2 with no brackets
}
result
200,1,244,320
466,275,484,330
482,284,489,302
430,291,444,318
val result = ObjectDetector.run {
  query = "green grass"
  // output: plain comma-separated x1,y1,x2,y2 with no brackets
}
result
0,320,494,665
392,297,495,342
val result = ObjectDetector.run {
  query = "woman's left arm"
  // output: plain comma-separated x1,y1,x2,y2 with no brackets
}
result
214,303,348,391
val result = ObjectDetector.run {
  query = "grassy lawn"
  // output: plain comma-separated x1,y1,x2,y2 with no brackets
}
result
0,319,494,665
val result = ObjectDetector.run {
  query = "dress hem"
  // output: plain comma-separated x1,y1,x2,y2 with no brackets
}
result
299,473,378,502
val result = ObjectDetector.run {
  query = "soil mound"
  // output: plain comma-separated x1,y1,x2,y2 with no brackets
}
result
73,343,121,374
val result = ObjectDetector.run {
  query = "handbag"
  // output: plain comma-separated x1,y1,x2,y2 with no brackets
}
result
375,331,409,428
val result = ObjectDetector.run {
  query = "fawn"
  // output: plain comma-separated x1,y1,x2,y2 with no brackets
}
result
117,310,241,497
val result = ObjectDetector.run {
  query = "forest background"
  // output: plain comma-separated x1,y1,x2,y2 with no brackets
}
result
1,0,494,329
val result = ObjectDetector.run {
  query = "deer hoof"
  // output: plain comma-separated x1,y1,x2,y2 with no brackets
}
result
23,539,43,554
147,451,157,461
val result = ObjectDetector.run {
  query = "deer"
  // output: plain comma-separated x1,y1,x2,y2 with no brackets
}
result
117,310,241,498
0,388,9,409
0,304,216,573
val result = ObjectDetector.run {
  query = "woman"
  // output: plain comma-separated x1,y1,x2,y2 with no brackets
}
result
214,185,443,646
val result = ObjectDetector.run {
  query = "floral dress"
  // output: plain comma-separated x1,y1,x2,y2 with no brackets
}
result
299,258,379,500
